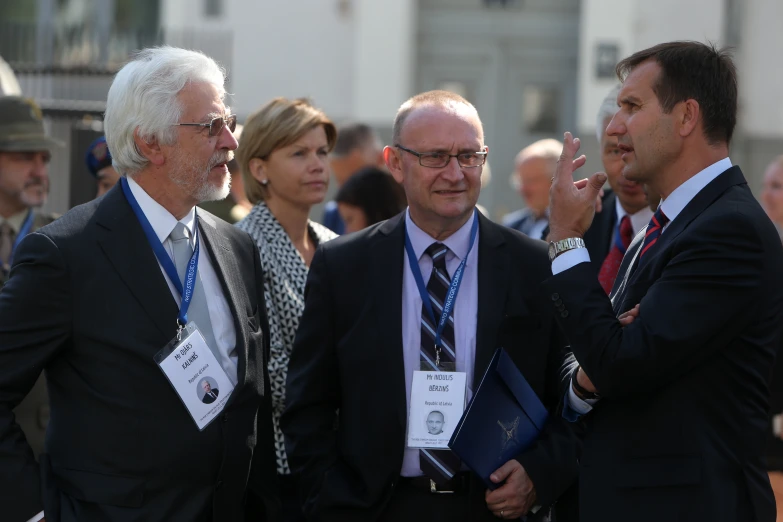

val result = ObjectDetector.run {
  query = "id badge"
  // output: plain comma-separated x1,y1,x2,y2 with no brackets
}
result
406,371,467,449
154,322,235,431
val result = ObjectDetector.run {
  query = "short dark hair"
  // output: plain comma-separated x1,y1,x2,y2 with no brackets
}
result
335,167,407,226
616,41,737,145
332,123,376,157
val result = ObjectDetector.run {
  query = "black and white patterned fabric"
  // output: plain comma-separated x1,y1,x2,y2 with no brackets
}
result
236,202,337,474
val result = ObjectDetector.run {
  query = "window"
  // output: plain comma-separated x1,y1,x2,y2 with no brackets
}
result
523,86,560,133
205,0,222,18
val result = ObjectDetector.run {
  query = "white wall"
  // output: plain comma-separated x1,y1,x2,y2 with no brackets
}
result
578,0,725,135
160,0,416,124
577,0,635,133
352,0,416,125
737,0,783,138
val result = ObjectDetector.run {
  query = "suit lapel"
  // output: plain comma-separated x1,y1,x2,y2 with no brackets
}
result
197,212,250,391
370,215,408,429
614,166,747,312
473,215,509,389
96,185,179,343
638,166,746,268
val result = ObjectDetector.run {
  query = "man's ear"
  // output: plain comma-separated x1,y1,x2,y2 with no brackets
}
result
678,99,700,138
133,128,166,167
384,146,404,184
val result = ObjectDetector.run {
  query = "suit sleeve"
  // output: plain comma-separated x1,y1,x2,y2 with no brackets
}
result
541,208,770,398
0,232,71,521
514,319,582,509
246,239,282,521
280,246,340,516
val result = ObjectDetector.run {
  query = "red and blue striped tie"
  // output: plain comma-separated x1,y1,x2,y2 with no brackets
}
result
640,207,670,259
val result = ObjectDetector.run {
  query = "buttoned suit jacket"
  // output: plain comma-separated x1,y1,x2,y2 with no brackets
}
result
282,211,580,522
543,166,783,522
0,184,280,522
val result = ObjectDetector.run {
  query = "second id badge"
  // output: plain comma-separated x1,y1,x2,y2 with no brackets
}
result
406,371,467,449
154,322,235,431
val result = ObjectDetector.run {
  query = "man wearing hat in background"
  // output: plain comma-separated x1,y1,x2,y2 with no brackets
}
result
85,135,121,198
0,95,61,458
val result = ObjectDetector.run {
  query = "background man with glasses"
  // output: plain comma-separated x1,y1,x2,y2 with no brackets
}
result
0,47,280,522
282,90,579,521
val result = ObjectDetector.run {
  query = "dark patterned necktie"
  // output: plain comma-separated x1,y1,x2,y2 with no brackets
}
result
639,207,670,259
598,215,633,294
419,242,461,485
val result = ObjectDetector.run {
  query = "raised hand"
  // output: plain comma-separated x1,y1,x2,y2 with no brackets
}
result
548,132,607,242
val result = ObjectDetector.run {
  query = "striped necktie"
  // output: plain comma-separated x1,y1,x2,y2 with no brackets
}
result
639,207,670,259
419,242,461,485
598,215,633,294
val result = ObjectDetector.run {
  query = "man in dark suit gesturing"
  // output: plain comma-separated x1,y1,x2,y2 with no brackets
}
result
0,47,279,522
545,41,783,522
282,90,579,521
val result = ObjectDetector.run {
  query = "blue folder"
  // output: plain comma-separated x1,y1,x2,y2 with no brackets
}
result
448,347,549,490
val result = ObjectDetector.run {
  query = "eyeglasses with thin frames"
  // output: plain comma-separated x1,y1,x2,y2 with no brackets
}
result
395,144,487,168
175,114,237,137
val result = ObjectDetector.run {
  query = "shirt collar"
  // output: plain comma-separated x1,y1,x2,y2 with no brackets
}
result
0,209,32,234
126,176,197,243
405,207,477,262
660,157,732,222
613,196,654,235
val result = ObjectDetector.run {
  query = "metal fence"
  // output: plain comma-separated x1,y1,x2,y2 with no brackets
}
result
3,23,234,214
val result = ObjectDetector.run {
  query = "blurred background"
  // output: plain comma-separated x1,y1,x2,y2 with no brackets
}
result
1,0,781,221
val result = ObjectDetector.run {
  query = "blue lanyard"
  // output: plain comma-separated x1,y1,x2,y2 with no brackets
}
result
404,209,479,352
120,177,200,330
4,209,34,267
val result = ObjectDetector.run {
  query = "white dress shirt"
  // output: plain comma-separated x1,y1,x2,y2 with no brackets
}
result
400,209,479,477
558,158,732,415
127,177,238,384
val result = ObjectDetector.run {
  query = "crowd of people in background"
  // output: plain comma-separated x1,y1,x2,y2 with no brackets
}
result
2,39,783,522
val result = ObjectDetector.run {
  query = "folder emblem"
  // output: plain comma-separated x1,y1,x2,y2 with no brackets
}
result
497,417,520,453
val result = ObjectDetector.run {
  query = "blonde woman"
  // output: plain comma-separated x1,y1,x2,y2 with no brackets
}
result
235,98,337,521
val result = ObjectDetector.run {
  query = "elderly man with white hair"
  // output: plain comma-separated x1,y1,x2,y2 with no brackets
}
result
0,47,280,522
502,139,562,240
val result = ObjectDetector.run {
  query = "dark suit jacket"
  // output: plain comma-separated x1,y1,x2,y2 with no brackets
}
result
3,211,60,461
0,185,280,522
583,189,617,273
543,166,783,522
502,208,550,240
281,212,579,522
203,389,220,404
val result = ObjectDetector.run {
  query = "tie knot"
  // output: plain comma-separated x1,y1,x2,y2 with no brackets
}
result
169,222,191,242
619,215,633,244
425,242,449,263
652,207,670,228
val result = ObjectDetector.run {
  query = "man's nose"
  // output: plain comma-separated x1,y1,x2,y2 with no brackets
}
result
605,113,625,137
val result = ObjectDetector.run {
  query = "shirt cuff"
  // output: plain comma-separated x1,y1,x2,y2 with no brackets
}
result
551,248,591,275
562,383,598,422
27,511,45,522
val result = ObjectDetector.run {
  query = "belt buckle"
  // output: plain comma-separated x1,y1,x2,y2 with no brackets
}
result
429,478,455,494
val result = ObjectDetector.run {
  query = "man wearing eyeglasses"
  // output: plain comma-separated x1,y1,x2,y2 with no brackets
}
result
0,48,280,522
283,90,579,521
